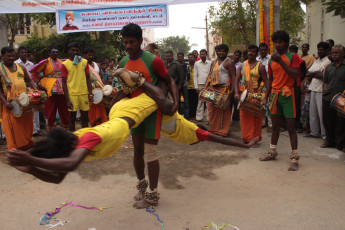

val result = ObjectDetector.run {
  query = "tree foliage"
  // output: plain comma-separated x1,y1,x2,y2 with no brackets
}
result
208,0,256,48
208,0,306,48
321,0,345,18
21,32,125,63
156,35,192,60
280,0,305,44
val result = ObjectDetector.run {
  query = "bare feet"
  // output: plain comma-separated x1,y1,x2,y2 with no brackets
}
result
259,155,276,161
247,137,260,148
288,162,298,171
133,199,157,209
134,190,145,201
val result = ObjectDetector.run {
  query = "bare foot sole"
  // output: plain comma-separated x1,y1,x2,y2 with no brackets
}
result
259,155,276,161
134,191,145,201
247,137,260,148
288,162,298,171
133,199,157,209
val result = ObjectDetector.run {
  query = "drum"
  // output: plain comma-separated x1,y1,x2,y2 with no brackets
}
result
10,100,32,118
331,93,345,117
17,93,30,107
92,88,103,104
238,89,265,117
103,85,116,97
28,91,42,104
100,85,117,108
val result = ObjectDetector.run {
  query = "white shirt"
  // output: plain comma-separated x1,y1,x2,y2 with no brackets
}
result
15,58,34,78
194,59,211,88
257,54,271,78
308,56,330,93
92,61,100,74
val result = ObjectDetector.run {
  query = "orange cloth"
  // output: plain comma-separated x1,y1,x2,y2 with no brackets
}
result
88,104,107,127
207,85,232,136
240,109,263,143
300,54,316,69
269,86,293,115
2,105,33,150
270,55,296,90
209,60,220,86
0,63,33,150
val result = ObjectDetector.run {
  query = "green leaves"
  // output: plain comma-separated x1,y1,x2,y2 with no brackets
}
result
156,35,192,60
321,0,345,18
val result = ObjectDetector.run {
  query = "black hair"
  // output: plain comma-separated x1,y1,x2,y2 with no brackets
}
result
48,46,58,53
177,52,184,56
271,30,290,44
68,42,80,50
117,56,122,62
29,128,77,159
104,56,110,61
243,50,248,55
317,42,329,50
199,49,207,54
18,46,27,53
120,23,142,40
188,53,195,57
326,39,335,47
109,58,116,63
166,50,173,56
248,45,259,53
234,50,242,56
288,45,298,53
192,50,198,53
215,44,229,53
259,43,268,49
83,47,95,54
302,43,310,49
1,46,15,55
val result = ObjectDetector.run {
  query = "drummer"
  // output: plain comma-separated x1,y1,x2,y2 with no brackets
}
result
234,44,268,145
30,46,70,131
0,46,38,150
83,47,108,127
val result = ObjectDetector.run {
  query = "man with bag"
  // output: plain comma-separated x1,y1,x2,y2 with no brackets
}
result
204,44,236,136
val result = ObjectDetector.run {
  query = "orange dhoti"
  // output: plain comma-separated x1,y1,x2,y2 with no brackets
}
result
88,104,107,127
240,109,263,143
207,85,232,136
2,105,34,150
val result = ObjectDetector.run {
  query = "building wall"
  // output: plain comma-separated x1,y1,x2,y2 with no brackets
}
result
305,0,345,56
14,23,56,48
141,28,155,48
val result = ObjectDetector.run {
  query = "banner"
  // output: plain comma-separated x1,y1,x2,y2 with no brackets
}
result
0,0,225,13
56,4,167,33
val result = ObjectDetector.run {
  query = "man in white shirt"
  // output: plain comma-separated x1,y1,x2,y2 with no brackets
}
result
194,49,211,122
15,46,40,136
304,42,330,139
257,43,271,130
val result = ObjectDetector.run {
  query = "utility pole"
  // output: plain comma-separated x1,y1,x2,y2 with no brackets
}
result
205,15,210,59
191,14,210,59
0,14,8,48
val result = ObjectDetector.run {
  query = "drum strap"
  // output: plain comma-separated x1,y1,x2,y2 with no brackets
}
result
269,86,294,115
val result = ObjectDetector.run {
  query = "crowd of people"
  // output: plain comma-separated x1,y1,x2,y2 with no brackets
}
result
2,24,345,210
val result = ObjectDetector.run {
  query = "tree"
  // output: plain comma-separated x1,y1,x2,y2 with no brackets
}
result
280,0,305,44
321,0,345,18
208,0,256,48
208,0,305,48
21,32,124,63
5,14,31,47
156,35,192,60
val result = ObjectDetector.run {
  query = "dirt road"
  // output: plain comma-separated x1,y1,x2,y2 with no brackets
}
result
1,122,345,230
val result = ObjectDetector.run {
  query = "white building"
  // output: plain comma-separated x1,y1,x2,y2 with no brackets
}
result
141,28,155,48
304,0,345,55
